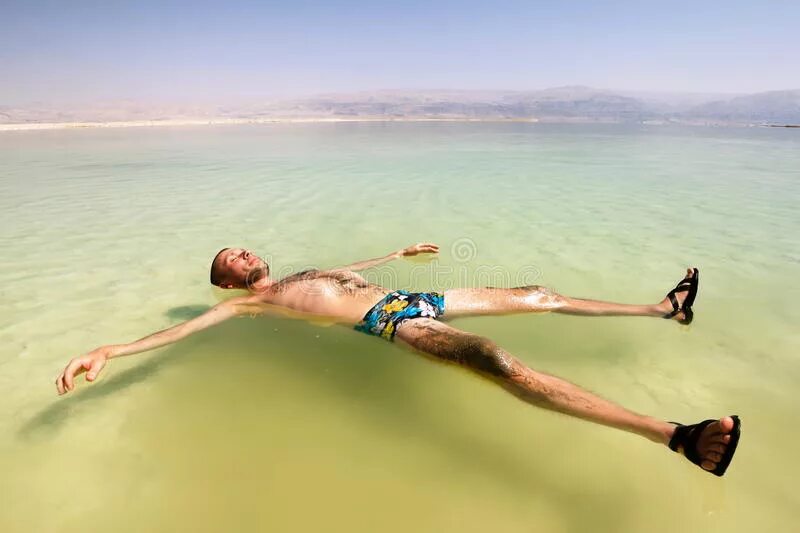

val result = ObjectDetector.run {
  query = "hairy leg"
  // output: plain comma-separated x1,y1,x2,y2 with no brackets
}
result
395,318,675,444
393,314,738,473
444,285,664,318
444,268,698,320
445,268,695,320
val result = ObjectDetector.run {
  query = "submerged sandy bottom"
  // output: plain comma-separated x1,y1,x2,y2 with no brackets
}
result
1,123,798,532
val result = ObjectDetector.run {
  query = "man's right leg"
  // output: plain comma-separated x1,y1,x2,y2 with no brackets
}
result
394,318,734,472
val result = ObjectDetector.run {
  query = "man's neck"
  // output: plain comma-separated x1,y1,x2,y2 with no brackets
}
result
247,276,274,295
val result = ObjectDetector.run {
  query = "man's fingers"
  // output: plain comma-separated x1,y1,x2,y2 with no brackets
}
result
63,358,87,391
55,372,65,395
85,357,106,382
416,242,439,253
402,242,439,256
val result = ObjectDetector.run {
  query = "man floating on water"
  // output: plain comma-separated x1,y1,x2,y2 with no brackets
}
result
56,243,741,476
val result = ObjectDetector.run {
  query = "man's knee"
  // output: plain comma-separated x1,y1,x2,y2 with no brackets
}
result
455,335,515,377
517,285,564,308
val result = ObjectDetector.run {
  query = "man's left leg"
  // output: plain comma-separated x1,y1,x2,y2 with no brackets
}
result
444,268,696,322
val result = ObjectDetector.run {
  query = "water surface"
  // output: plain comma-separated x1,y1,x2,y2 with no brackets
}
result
1,123,798,532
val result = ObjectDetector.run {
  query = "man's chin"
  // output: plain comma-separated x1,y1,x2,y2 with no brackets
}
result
245,267,268,286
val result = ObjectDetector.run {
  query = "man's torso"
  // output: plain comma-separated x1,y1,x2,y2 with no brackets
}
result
259,269,391,324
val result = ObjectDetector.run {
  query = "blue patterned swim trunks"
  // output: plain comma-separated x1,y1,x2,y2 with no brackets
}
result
355,290,445,341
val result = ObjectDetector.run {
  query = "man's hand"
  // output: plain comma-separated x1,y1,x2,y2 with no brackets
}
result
400,242,440,257
336,243,440,272
56,346,111,395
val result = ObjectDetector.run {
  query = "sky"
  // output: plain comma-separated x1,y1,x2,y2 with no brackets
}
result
1,0,799,105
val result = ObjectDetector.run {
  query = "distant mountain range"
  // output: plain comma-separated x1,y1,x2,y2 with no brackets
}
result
2,86,799,126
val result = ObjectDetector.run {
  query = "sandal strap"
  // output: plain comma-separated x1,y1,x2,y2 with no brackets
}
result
669,419,715,466
662,290,682,318
666,282,692,296
683,268,700,309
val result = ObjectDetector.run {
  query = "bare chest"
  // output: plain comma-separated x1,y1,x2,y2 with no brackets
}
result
268,270,388,317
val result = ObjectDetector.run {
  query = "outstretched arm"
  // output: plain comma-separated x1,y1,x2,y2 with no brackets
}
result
338,242,439,272
55,295,262,395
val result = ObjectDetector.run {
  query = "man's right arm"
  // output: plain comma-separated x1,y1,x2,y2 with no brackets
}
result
55,296,261,395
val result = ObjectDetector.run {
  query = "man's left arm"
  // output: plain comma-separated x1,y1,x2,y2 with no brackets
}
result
338,242,439,272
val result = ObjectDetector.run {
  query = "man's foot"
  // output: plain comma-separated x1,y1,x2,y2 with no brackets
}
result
658,268,699,324
669,415,742,476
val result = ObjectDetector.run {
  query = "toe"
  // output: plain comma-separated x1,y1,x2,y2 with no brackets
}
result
704,417,734,438
706,451,723,462
708,443,727,454
719,416,735,433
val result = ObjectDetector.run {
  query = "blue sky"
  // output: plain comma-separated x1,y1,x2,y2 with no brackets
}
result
2,0,798,104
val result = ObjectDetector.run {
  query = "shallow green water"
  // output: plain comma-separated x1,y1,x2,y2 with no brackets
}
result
1,123,798,532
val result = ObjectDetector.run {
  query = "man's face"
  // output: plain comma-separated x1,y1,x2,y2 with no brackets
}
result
216,248,267,288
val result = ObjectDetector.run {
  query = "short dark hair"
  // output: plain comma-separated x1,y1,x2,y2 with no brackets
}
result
209,248,230,286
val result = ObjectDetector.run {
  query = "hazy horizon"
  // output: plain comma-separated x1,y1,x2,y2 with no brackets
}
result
1,85,767,109
3,1,800,106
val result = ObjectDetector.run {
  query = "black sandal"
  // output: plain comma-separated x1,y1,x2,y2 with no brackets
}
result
662,268,699,325
669,415,741,477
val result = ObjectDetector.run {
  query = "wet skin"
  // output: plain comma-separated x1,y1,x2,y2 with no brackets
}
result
56,247,735,474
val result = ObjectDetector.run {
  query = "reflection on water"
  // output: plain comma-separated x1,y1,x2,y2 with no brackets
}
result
1,123,798,532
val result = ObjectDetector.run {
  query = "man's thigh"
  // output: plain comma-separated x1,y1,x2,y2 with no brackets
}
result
394,318,514,377
443,286,561,318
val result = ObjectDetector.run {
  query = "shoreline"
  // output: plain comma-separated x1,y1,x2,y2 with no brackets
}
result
0,116,540,132
0,116,790,132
